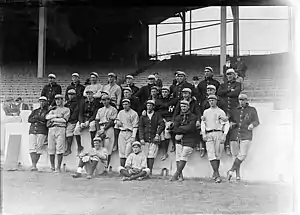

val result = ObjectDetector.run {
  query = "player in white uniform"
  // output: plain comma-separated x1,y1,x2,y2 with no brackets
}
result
95,94,118,174
201,94,230,183
83,72,103,100
115,99,139,167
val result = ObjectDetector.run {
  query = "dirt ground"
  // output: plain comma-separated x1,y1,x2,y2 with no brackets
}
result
2,170,293,215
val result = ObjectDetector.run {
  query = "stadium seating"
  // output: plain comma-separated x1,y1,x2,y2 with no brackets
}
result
0,53,291,106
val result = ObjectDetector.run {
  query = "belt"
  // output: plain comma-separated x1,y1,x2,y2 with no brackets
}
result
49,125,66,128
99,122,108,126
206,129,223,133
121,129,132,132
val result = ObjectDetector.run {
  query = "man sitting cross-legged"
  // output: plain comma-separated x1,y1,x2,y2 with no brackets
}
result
118,141,150,181
72,135,108,180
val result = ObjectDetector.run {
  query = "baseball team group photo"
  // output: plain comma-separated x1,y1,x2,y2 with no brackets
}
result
1,3,295,215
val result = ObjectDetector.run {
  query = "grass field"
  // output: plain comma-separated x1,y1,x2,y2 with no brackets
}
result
2,170,293,215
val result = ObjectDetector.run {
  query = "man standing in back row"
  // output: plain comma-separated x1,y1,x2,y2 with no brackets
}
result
217,68,242,156
103,72,122,110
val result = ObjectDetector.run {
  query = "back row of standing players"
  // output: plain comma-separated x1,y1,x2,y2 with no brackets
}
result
29,66,259,182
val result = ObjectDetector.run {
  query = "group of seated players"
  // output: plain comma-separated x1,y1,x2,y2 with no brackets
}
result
27,66,259,183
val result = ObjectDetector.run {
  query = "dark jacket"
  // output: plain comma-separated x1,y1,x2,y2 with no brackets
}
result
65,82,85,101
28,107,49,135
172,111,197,148
173,98,201,121
223,64,233,82
233,61,247,78
64,98,79,124
139,112,165,143
78,98,101,123
196,77,220,104
127,84,140,96
201,97,226,114
135,84,156,105
217,80,242,116
155,79,163,89
119,96,140,115
156,97,178,120
171,81,197,100
41,82,62,106
230,104,260,141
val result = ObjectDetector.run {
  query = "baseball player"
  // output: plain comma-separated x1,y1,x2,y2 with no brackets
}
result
64,89,82,156
170,71,197,100
227,94,260,182
64,72,85,101
172,88,202,152
74,89,101,148
217,68,242,156
139,100,165,176
124,75,139,96
41,74,62,108
118,141,150,181
27,96,49,171
135,74,157,106
156,86,177,160
83,72,103,101
95,94,118,174
199,85,226,157
169,100,198,182
115,99,139,167
196,67,220,105
102,72,122,110
72,135,108,179
45,94,70,173
201,95,230,183
120,87,140,115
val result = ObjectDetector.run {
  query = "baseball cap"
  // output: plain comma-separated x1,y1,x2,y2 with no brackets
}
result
238,94,248,100
122,99,131,104
48,74,56,79
90,72,99,78
125,75,134,79
72,73,79,77
132,141,141,147
148,75,155,79
161,86,170,91
180,100,190,106
204,67,213,73
151,86,159,91
108,72,116,77
226,68,235,74
38,96,47,101
207,85,216,90
146,100,155,105
101,94,110,100
122,87,132,93
54,94,64,99
208,95,218,100
177,71,186,76
67,89,76,94
182,88,192,93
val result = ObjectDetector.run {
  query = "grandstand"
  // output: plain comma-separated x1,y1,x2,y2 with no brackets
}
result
0,52,291,107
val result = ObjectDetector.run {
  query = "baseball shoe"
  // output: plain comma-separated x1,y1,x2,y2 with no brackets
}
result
209,173,217,180
50,167,55,173
72,173,82,178
215,177,222,183
200,149,205,157
77,146,84,156
236,176,241,182
178,175,184,182
86,175,92,180
122,177,131,181
30,166,38,171
137,177,144,181
63,150,71,156
227,170,233,181
195,145,201,151
113,145,118,152
54,169,61,174
99,170,108,176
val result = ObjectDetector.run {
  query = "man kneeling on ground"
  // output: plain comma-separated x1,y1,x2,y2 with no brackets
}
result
72,135,108,179
118,141,150,181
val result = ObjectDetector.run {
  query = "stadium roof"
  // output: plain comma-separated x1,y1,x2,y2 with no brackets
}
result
3,0,291,25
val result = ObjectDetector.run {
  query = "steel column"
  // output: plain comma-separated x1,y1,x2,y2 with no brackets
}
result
220,6,227,75
189,10,192,55
37,0,47,78
232,6,240,58
155,24,158,60
0,8,4,65
182,11,186,56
